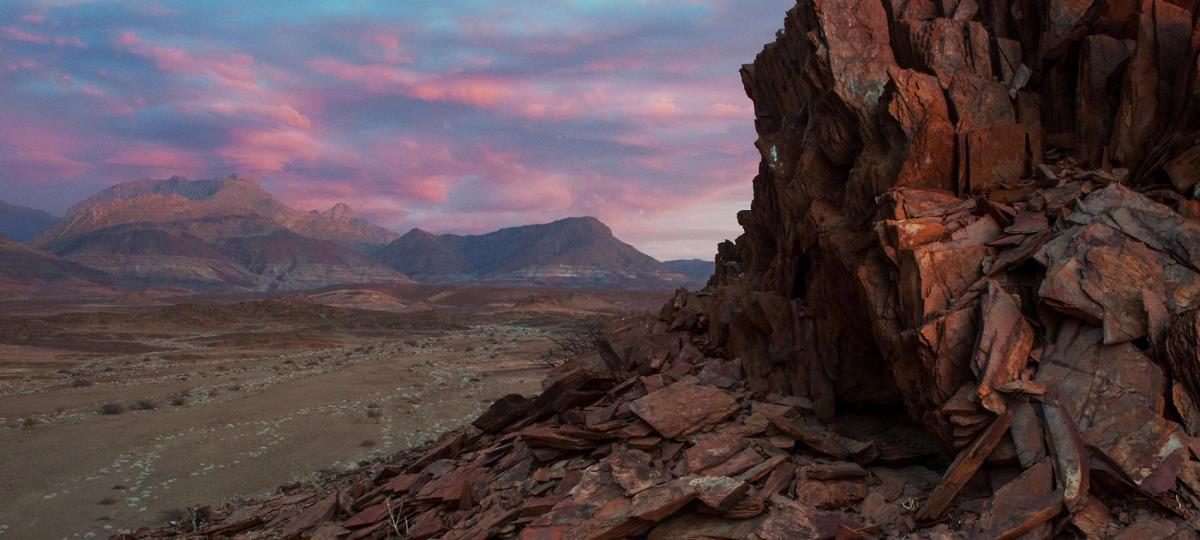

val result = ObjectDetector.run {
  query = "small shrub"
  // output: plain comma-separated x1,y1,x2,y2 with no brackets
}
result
227,384,242,392
98,403,125,415
97,496,117,506
71,379,94,388
129,400,157,411
169,395,187,406
360,439,377,448
19,417,37,429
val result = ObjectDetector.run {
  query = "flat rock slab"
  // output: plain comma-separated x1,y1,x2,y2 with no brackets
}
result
629,382,738,439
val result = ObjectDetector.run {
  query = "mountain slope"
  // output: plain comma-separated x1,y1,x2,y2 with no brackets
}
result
374,217,688,288
0,200,58,242
663,259,713,285
219,231,410,291
51,226,260,290
0,237,110,299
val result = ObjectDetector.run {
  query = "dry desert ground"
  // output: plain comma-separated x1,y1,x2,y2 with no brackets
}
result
0,284,667,539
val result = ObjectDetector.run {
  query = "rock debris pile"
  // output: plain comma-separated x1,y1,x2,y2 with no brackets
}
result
131,0,1200,537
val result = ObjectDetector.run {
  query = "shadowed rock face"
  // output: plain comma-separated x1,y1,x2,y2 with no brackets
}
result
375,217,692,288
701,0,1200,430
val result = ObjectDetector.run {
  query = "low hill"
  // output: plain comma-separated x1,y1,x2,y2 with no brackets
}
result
0,200,58,242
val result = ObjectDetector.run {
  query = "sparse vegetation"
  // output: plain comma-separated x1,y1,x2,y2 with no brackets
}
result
130,399,157,411
169,395,187,406
360,439,377,447
19,417,37,429
70,378,94,388
97,403,125,415
97,496,117,506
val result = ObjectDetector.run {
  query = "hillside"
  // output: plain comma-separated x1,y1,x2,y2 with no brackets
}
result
0,237,110,299
0,200,58,242
375,217,689,288
50,226,260,291
663,258,713,285
219,231,410,291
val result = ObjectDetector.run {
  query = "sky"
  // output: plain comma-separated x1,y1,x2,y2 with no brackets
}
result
0,0,792,260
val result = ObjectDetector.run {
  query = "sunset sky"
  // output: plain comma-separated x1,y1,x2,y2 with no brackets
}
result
0,0,791,260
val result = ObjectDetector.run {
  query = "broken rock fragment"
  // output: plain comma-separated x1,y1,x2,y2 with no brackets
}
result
629,381,738,439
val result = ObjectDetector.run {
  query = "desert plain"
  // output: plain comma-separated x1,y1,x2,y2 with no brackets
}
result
0,284,667,539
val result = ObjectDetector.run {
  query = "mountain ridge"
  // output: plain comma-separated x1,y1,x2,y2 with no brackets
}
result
375,216,689,288
37,175,400,250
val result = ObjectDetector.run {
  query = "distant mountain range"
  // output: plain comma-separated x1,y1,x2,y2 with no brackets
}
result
375,217,692,288
0,175,711,298
662,259,714,285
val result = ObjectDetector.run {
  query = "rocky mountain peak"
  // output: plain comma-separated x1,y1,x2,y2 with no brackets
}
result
321,202,357,221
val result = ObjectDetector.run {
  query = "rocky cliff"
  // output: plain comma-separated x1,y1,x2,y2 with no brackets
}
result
132,1,1200,538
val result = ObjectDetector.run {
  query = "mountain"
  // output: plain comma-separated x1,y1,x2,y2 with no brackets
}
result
663,259,713,285
0,200,58,242
374,216,689,288
219,231,409,291
26,175,410,293
38,175,399,249
0,237,110,299
50,225,260,291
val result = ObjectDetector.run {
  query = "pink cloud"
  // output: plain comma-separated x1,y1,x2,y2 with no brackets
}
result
397,175,451,203
1,27,84,48
367,33,413,64
0,119,89,181
104,144,204,171
116,31,259,92
209,102,312,129
219,128,321,172
583,58,649,72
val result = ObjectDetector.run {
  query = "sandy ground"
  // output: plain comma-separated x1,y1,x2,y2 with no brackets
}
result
0,285,668,539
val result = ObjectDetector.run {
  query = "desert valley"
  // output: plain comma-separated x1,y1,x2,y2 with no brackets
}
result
0,177,693,538
8,0,1200,539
